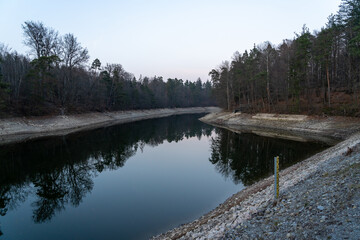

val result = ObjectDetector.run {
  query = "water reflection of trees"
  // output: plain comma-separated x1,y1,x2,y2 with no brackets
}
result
209,128,326,186
0,114,213,223
0,115,326,227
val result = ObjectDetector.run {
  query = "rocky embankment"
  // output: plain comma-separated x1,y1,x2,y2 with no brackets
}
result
223,137,360,240
152,112,360,240
0,107,220,145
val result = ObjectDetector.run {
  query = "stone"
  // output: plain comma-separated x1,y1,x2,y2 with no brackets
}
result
317,206,324,211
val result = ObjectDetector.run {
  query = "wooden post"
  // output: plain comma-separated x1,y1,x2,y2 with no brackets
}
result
274,156,279,199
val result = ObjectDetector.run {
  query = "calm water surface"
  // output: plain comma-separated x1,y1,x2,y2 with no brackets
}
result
0,114,326,239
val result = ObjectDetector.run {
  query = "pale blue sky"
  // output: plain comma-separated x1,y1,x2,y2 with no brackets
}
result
0,0,342,81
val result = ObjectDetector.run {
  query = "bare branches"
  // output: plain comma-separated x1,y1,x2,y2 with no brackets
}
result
62,33,89,68
22,21,59,59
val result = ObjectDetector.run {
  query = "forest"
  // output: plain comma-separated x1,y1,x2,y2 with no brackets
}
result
210,0,360,116
0,23,214,117
1,0,359,118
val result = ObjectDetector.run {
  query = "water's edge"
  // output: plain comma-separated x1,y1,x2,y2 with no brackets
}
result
152,112,360,239
200,112,360,144
0,107,221,145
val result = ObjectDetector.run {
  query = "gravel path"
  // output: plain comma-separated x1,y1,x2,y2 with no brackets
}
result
153,113,360,240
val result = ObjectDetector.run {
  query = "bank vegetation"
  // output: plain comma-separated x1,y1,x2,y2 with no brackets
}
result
0,23,214,117
210,0,360,116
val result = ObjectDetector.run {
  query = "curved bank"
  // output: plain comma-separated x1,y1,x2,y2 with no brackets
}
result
0,107,220,145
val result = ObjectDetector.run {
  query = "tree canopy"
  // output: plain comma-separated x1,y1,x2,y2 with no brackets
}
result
0,22,215,116
209,0,360,116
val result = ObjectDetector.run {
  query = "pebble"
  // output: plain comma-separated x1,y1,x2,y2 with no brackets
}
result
317,205,324,211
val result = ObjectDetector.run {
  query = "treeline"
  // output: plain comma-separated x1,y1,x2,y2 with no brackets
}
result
210,0,360,116
0,22,215,117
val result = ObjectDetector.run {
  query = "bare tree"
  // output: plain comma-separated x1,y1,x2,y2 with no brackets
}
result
56,34,89,107
259,42,276,111
22,21,59,59
61,33,89,69
220,61,232,111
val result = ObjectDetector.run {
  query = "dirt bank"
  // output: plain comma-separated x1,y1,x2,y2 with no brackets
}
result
200,112,360,144
152,112,360,239
0,107,221,145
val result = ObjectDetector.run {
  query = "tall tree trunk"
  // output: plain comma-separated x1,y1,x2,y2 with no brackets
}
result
285,53,290,110
266,54,271,112
326,63,331,107
226,75,230,111
238,78,241,108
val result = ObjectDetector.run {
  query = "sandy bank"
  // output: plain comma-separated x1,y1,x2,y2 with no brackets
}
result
0,107,221,145
152,112,360,239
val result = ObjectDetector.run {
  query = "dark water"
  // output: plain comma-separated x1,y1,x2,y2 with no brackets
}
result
0,114,326,240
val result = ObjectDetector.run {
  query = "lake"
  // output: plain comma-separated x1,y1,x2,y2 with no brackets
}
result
0,114,326,240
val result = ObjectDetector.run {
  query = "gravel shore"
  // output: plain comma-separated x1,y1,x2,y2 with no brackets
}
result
152,112,360,240
223,135,360,240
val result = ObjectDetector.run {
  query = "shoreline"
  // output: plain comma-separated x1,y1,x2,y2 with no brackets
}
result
152,111,360,239
200,112,360,144
0,107,220,145
2,110,359,238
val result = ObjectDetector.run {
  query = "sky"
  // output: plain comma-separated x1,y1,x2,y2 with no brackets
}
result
0,0,342,82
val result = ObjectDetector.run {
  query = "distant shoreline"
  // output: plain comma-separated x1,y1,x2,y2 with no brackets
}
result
0,107,221,145
200,112,360,144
